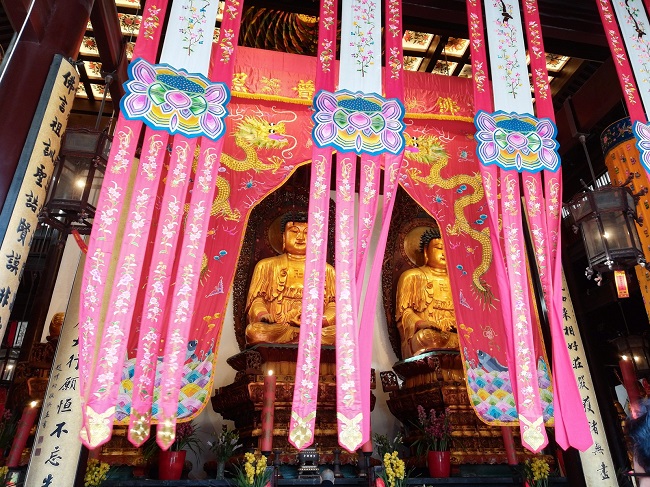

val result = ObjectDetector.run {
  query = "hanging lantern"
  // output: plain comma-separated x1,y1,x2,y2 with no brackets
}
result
40,75,113,234
567,185,645,281
40,127,110,234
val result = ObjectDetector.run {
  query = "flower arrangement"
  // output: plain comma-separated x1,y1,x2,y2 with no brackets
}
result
373,432,404,460
233,452,272,487
142,420,203,461
0,410,16,450
521,457,550,487
210,425,242,461
413,405,452,453
173,421,204,457
377,451,409,487
84,458,111,487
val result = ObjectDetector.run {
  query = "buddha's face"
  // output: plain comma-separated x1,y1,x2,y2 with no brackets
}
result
424,238,446,270
283,221,308,255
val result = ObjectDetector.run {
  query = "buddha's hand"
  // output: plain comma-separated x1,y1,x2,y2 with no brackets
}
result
256,312,274,323
415,320,437,331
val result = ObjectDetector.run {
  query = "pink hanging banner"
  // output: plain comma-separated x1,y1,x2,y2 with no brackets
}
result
82,128,173,449
127,131,196,447
500,173,548,452
357,0,406,443
78,0,169,446
355,154,381,296
334,152,364,452
289,0,339,450
156,0,245,449
521,0,592,451
594,0,646,124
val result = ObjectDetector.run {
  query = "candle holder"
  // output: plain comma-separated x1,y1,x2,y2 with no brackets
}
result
333,448,342,478
358,450,367,478
364,451,372,478
273,448,283,479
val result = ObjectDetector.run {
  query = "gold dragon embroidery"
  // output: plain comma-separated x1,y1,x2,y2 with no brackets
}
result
404,132,492,298
190,117,290,221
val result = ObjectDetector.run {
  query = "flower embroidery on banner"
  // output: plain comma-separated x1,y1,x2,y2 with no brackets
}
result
474,110,560,173
312,90,405,155
121,58,230,140
349,0,377,76
142,5,161,40
179,0,211,54
493,0,524,97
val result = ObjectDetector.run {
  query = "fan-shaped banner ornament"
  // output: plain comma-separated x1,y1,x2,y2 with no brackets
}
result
121,58,230,140
474,110,560,173
312,89,405,155
633,121,650,173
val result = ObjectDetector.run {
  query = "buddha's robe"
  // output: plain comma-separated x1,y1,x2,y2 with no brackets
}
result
245,253,336,346
396,266,459,359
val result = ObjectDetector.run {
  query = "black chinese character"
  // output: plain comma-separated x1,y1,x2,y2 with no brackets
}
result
58,95,68,113
44,445,62,466
59,376,77,391
62,71,76,94
25,190,39,212
40,474,53,487
583,396,595,414
66,354,78,370
0,287,11,307
577,375,590,390
564,325,575,336
34,164,47,188
6,251,20,275
567,340,579,351
16,218,31,245
590,419,599,435
49,117,62,137
56,398,72,414
49,421,69,439
72,338,79,348
593,443,604,455
42,139,57,162
572,356,584,370
597,462,610,480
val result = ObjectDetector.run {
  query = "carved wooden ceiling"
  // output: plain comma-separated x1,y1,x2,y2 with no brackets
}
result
0,0,623,196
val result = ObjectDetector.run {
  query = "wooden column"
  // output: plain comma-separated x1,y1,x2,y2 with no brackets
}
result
0,0,93,212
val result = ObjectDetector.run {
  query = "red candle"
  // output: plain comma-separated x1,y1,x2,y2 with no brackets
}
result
620,357,641,418
361,436,373,453
260,370,276,453
7,401,39,467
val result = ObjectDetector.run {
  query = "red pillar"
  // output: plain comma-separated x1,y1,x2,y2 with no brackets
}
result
501,426,518,465
0,0,94,212
6,402,39,467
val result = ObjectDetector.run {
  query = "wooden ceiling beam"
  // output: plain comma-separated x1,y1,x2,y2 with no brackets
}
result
89,0,128,102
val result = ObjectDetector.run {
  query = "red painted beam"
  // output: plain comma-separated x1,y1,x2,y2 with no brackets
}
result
0,0,94,213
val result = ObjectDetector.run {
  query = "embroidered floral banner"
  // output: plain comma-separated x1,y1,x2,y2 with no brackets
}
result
111,48,526,434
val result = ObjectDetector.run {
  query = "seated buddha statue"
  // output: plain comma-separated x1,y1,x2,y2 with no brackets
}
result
396,227,459,359
245,213,336,346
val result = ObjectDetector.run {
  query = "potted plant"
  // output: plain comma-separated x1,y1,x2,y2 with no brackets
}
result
521,456,551,487
209,425,242,479
233,452,272,487
376,451,410,487
83,458,111,487
144,421,203,480
0,410,17,462
413,405,453,478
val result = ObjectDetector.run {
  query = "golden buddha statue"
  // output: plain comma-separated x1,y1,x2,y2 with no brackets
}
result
245,213,336,346
396,228,459,359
